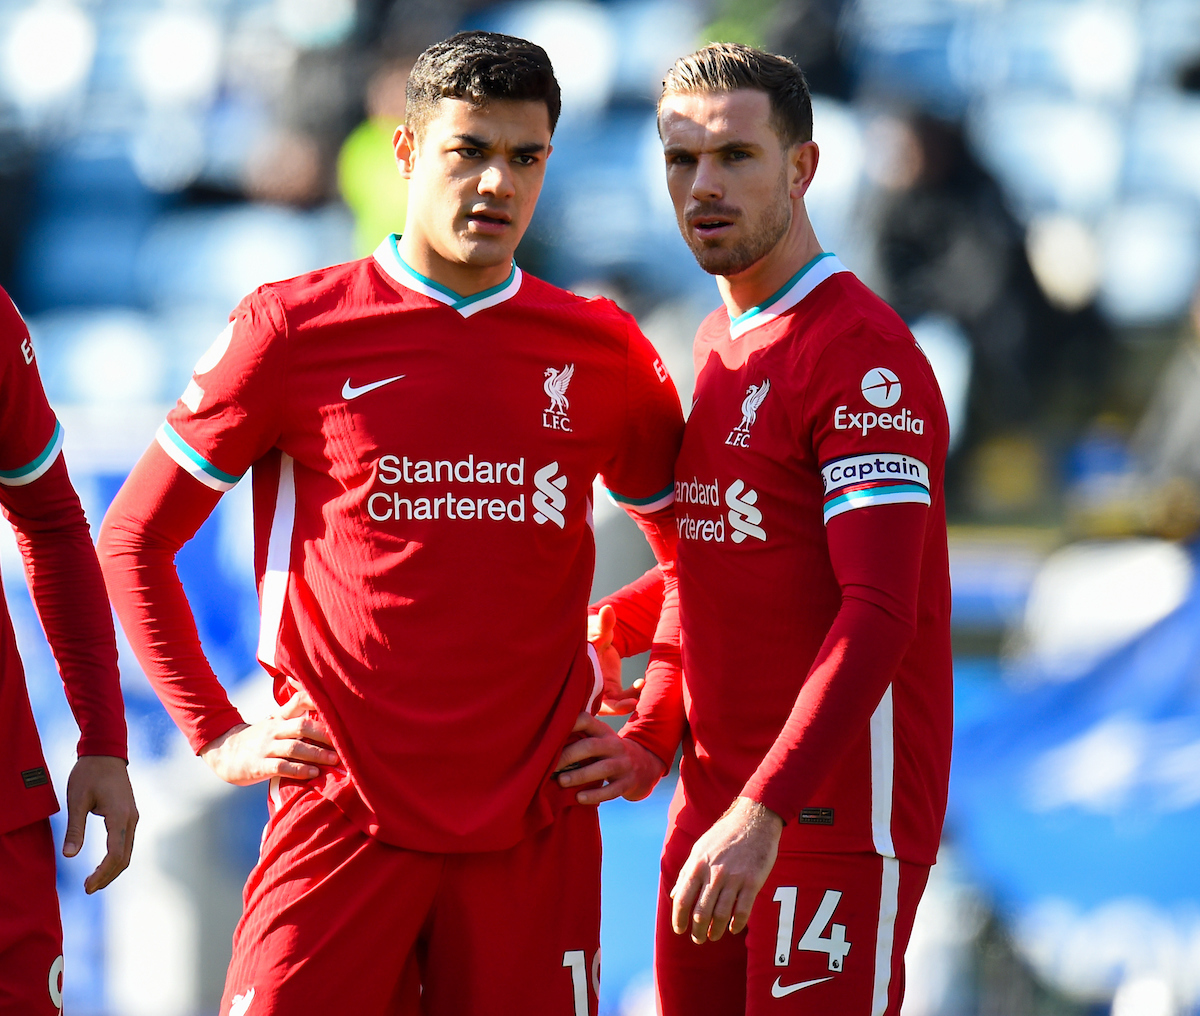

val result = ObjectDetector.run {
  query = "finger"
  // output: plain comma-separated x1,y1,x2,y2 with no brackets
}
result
270,759,322,780
298,718,338,752
689,874,724,944
598,696,639,716
277,691,313,721
62,783,91,859
85,812,132,894
565,757,629,797
706,881,742,942
272,739,338,766
729,884,757,935
596,604,616,650
670,863,706,936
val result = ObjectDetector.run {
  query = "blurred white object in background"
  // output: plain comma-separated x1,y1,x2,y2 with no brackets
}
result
912,314,972,454
806,98,865,258
132,9,222,109
274,0,356,50
1111,975,1177,1016
968,97,1123,216
1056,5,1140,102
1019,538,1193,681
64,311,165,406
499,1,617,119
1,0,95,108
1025,213,1101,312
1016,898,1199,1010
608,0,699,102
129,111,207,193
618,968,655,1016
1099,202,1200,325
901,847,985,1016
1127,96,1200,205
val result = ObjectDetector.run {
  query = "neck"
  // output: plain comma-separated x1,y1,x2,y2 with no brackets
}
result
716,205,824,319
396,232,514,298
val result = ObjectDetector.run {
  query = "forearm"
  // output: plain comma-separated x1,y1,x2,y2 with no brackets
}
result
740,595,914,820
98,446,244,753
4,457,126,758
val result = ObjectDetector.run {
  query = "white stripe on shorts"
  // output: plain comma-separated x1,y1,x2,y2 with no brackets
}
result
871,856,901,1016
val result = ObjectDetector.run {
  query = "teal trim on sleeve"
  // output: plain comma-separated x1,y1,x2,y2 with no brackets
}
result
160,422,242,486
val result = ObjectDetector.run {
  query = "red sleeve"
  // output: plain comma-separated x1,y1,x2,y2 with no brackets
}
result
592,565,664,658
740,323,946,819
0,290,126,759
97,292,286,753
98,443,242,752
740,504,924,818
599,314,683,515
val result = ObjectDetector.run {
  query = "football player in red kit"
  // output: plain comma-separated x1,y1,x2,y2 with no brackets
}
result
98,32,682,1016
556,44,952,1016
0,289,137,1015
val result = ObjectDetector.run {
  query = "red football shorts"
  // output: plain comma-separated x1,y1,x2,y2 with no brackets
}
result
0,819,64,1015
220,780,602,1016
655,821,929,1016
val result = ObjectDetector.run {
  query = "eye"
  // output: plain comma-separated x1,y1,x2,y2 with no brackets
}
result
514,154,538,166
727,150,751,161
666,152,696,166
456,147,483,159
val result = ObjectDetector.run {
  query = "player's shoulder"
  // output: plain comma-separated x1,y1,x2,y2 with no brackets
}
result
516,273,638,339
243,256,394,336
808,273,930,375
0,285,34,365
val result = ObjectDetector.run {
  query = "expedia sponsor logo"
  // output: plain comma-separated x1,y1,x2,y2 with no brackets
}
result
861,367,901,408
367,454,566,526
834,405,924,437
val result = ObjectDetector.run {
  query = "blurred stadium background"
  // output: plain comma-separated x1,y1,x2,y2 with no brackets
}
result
2,0,1200,1012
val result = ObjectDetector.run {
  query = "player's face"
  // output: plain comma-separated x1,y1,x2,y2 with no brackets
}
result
396,98,552,273
660,90,811,277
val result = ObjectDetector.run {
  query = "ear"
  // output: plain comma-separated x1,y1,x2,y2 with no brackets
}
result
789,140,820,200
394,124,417,179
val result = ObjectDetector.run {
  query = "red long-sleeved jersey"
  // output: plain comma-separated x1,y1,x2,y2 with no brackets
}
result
606,255,953,865
0,289,126,836
99,242,684,853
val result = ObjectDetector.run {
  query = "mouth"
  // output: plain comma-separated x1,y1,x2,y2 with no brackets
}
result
688,213,737,239
465,208,512,235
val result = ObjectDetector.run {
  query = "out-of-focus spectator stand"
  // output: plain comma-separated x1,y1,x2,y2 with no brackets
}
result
3,0,1200,1014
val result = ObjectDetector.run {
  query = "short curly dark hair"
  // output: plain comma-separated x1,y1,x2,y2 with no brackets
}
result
661,43,812,148
405,31,561,138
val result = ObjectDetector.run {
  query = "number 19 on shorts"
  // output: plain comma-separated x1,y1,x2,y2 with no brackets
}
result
773,887,853,971
563,949,600,1016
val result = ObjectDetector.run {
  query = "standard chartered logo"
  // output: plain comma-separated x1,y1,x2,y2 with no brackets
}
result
533,461,568,528
725,479,767,543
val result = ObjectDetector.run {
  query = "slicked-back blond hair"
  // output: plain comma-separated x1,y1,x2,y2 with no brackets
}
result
660,43,812,147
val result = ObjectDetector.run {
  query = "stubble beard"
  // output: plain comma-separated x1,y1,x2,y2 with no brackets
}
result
685,186,793,278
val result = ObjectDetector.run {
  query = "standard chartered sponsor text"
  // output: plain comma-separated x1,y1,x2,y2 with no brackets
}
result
369,454,528,522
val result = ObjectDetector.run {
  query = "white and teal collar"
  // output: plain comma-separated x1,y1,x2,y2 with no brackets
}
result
727,252,847,340
373,234,523,318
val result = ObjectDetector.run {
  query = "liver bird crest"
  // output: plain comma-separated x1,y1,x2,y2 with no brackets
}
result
736,379,771,432
544,364,574,415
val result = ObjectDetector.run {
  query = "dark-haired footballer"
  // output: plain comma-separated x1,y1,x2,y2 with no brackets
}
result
98,31,682,1016
557,44,953,1016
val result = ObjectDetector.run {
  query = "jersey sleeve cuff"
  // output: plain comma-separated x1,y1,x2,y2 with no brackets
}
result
619,725,675,774
606,484,674,515
156,423,244,492
189,708,248,755
0,419,64,487
76,738,130,763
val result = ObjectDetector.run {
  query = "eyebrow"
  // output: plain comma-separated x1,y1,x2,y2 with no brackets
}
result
450,134,547,156
663,139,762,157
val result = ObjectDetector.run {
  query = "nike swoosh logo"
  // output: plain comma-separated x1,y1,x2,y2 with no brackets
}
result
342,375,405,400
771,976,833,998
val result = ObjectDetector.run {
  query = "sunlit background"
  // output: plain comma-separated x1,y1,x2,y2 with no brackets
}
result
3,0,1200,1013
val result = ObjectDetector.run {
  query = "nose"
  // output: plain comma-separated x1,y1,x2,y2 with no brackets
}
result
478,160,515,200
690,154,722,202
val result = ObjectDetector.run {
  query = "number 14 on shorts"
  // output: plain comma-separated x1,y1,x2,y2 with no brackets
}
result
772,887,853,971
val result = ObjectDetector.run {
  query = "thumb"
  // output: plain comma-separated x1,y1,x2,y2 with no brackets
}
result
596,604,616,651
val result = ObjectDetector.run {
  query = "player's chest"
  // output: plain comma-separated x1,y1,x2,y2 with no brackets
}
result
283,334,624,477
